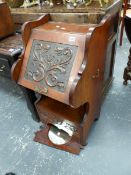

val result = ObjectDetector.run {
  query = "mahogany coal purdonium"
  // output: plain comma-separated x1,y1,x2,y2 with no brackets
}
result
11,9,121,154
10,0,122,120
10,0,122,124
123,15,131,85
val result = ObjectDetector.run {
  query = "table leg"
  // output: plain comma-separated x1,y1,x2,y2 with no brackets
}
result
123,47,131,85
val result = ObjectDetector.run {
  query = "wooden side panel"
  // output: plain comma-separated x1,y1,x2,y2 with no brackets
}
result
0,2,15,39
69,15,115,145
104,36,116,83
104,12,120,86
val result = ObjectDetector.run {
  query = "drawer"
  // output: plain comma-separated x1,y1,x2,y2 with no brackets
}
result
0,57,10,77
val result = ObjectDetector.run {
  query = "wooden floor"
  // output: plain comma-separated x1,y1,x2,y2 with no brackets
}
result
0,32,131,175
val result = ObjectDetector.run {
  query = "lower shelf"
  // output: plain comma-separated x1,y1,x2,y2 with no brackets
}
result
35,96,86,125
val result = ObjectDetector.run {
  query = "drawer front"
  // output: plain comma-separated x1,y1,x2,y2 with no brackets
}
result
0,57,10,77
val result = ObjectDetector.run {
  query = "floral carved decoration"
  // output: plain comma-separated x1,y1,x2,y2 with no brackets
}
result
25,40,77,93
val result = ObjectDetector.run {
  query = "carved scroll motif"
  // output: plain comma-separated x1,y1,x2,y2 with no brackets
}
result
25,40,77,93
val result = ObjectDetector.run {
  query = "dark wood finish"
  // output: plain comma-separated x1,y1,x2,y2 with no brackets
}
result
0,3,23,78
69,15,117,145
124,15,131,43
123,15,131,85
0,2,22,78
123,48,131,85
0,34,22,57
0,2,15,39
0,34,22,77
119,0,131,46
11,11,121,154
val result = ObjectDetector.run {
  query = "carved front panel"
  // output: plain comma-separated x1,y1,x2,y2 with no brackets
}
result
24,40,78,93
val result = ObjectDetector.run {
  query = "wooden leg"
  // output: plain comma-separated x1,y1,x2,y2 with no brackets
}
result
123,47,131,85
119,18,125,46
119,0,129,46
80,97,101,146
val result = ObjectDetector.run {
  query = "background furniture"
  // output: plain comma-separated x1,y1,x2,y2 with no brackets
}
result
0,34,22,77
119,0,131,46
11,0,122,153
123,14,131,84
0,2,22,78
5,0,24,8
